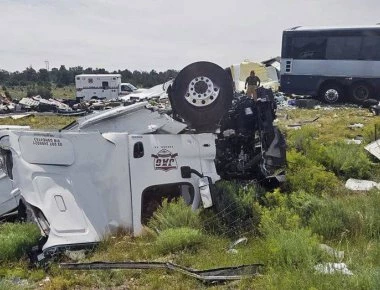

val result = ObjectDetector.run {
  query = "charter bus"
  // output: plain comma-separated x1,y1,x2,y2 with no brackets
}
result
280,25,380,103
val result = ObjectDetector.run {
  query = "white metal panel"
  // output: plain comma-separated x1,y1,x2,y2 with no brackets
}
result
9,131,133,250
19,135,75,165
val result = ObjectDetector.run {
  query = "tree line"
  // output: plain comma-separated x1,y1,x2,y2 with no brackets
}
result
0,65,178,89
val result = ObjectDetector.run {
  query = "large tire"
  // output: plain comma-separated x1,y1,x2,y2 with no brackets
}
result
319,84,343,104
350,82,372,103
169,62,233,132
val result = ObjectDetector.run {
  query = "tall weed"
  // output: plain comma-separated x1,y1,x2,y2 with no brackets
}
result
148,198,201,232
318,142,372,179
259,197,322,269
286,149,340,195
154,227,205,255
309,190,380,240
200,181,261,237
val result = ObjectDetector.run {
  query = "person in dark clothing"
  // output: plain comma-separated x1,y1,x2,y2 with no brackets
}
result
245,70,261,101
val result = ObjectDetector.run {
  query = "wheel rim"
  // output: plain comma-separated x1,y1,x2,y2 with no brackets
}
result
324,89,339,102
354,86,369,100
185,76,219,107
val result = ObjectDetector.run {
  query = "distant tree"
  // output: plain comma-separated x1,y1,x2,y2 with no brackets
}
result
56,65,71,86
0,70,9,84
49,68,59,83
38,69,49,83
83,67,94,74
22,66,38,82
0,65,179,90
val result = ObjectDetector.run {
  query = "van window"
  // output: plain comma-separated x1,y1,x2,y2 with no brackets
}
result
88,78,93,84
121,85,133,92
102,81,109,89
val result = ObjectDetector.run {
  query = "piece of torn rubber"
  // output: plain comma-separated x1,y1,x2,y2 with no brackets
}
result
60,261,263,282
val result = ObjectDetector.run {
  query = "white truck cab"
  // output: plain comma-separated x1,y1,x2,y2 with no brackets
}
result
75,74,138,100
8,130,218,253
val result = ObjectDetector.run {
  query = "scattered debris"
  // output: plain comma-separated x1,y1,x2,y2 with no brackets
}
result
345,135,363,145
227,237,248,254
60,261,264,282
370,104,380,115
64,250,86,261
314,263,353,275
120,80,172,102
365,140,380,160
39,277,51,287
319,244,344,261
9,277,29,287
348,123,364,129
0,113,33,120
345,178,380,191
287,116,320,129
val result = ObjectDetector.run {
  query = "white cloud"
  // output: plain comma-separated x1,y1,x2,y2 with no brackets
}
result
0,0,379,71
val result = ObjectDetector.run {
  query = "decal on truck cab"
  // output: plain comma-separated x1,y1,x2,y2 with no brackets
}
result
151,149,178,171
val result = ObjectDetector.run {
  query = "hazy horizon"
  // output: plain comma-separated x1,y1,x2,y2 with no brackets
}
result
1,0,380,72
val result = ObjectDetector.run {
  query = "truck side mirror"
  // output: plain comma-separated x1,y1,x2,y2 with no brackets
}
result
199,177,213,208
180,166,191,178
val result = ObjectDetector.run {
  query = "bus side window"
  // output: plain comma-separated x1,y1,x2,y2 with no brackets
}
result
326,37,361,60
292,37,326,60
360,36,380,60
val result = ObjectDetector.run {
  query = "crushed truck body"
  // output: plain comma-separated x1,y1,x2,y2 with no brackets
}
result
1,61,286,260
9,130,218,255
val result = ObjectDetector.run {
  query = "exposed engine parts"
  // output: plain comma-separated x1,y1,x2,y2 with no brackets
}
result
168,62,286,181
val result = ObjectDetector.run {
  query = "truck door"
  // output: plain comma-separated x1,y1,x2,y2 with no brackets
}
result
128,134,208,235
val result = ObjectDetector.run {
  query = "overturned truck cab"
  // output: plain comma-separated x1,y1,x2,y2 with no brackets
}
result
3,61,286,259
8,131,218,256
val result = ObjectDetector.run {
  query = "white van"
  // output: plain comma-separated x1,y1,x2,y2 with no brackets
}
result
75,74,138,100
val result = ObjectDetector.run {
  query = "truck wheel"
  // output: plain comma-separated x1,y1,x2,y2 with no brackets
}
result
320,84,343,104
350,83,371,102
169,62,233,132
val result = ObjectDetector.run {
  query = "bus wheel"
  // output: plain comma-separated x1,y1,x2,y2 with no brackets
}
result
320,85,342,103
351,83,371,102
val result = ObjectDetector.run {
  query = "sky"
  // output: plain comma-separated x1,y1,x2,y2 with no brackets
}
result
0,0,380,72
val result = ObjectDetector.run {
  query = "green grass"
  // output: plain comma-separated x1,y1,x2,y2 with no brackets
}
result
0,223,40,262
1,106,380,289
0,115,76,130
0,85,75,100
